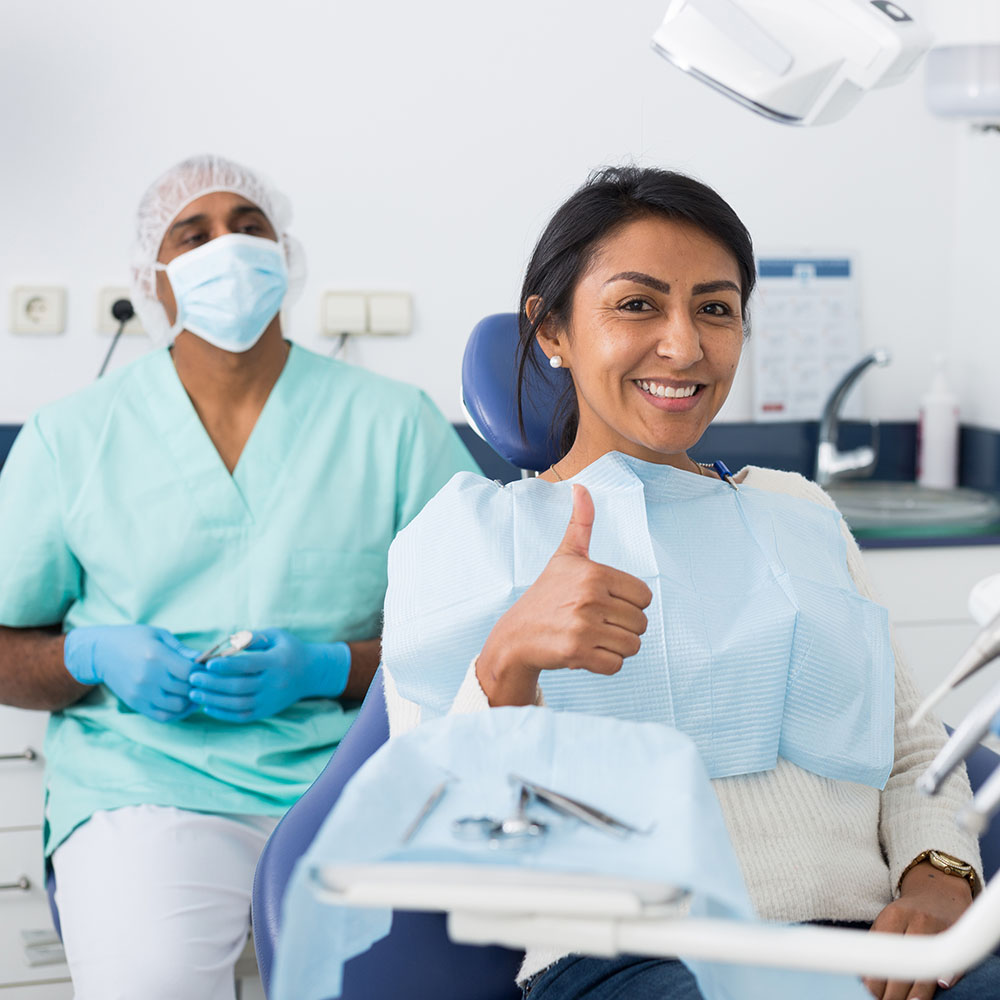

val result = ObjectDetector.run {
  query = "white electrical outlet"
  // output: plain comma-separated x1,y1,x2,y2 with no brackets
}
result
10,286,66,335
96,287,145,336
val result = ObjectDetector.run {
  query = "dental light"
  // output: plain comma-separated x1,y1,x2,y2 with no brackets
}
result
651,0,933,126
924,0,1000,123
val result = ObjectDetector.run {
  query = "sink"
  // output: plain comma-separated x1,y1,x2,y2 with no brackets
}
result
826,482,1000,535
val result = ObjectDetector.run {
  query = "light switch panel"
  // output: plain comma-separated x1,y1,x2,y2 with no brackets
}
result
322,292,368,336
367,292,412,336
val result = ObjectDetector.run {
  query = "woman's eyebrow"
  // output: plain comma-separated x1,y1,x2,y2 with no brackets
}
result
602,273,740,297
692,280,741,296
603,271,671,294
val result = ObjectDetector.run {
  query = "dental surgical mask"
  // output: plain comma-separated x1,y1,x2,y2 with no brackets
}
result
157,233,288,352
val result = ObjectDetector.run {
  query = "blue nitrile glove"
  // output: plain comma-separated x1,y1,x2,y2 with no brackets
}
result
187,628,351,723
63,625,199,723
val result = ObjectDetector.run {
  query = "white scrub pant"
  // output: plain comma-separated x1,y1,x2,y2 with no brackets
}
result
51,805,278,1000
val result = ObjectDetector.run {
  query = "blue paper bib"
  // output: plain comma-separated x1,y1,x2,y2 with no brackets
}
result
384,453,894,788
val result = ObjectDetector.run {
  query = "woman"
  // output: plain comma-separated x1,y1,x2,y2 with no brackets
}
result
381,167,999,1000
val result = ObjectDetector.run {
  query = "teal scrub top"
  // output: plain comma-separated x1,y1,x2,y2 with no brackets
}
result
0,344,480,854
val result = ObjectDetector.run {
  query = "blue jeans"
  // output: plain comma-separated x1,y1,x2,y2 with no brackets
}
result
521,942,1000,999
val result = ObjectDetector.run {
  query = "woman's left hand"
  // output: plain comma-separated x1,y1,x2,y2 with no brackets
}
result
863,862,973,999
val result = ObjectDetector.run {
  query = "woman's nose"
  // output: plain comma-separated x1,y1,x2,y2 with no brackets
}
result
655,313,704,368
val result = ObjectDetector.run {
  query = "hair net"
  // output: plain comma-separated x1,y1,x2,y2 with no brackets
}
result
129,154,307,344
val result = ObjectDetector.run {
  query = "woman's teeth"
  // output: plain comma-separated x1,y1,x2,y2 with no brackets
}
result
637,380,699,399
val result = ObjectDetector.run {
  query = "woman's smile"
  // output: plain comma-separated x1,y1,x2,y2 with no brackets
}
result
633,378,705,411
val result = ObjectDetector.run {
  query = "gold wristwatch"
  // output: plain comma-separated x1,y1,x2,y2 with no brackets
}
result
898,850,980,897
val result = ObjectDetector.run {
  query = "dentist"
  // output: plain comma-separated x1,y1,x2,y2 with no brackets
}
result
0,154,478,999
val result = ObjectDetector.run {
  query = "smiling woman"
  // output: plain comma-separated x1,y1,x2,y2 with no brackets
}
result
377,167,1000,1000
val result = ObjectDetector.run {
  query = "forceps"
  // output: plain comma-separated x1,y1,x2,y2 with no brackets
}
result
512,774,653,838
195,630,255,664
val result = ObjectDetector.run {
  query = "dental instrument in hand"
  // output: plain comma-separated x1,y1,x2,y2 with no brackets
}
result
511,774,652,838
910,607,1000,727
195,629,255,664
916,681,1000,796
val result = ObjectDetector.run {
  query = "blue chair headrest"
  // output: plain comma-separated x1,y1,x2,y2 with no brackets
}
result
461,313,566,473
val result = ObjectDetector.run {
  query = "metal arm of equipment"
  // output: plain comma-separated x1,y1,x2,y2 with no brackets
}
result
312,862,1000,982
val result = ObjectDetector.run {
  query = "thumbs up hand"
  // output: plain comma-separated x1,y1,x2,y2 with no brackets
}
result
476,484,653,707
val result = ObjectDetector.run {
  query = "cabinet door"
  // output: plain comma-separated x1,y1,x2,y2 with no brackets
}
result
0,829,69,989
891,621,987,728
862,546,1000,624
861,545,1000,735
0,707,47,830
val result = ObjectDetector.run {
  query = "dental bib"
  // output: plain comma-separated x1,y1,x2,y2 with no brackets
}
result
384,452,895,788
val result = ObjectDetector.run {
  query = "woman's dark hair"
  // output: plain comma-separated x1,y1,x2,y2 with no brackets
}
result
517,166,756,459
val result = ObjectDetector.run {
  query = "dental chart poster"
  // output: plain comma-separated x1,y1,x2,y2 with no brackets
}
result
751,257,863,422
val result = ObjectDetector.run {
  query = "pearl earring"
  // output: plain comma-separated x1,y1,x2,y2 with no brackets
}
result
549,355,563,369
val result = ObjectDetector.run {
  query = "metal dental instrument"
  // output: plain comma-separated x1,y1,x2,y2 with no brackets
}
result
916,681,1000,796
452,785,548,845
910,607,1000,727
510,774,652,838
400,778,452,844
958,757,1000,836
195,629,255,664
495,784,548,840
452,816,503,840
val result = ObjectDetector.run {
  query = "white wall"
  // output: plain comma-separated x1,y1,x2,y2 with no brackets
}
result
0,0,990,427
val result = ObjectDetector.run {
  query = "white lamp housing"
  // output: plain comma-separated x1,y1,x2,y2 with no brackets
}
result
925,0,1000,121
652,0,933,126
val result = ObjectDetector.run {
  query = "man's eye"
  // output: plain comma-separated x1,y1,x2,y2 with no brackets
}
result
183,233,207,246
239,224,263,235
620,298,652,313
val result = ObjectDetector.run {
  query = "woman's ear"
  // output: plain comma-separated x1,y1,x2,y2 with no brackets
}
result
527,295,567,367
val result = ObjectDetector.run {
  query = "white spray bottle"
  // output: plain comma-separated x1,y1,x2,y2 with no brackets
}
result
916,355,959,490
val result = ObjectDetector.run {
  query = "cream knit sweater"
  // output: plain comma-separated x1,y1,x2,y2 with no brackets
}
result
382,466,983,982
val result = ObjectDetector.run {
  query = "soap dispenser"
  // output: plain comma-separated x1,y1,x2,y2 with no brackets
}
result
917,356,959,490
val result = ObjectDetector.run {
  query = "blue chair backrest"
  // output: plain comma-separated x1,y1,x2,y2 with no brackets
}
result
251,668,522,998
460,312,564,472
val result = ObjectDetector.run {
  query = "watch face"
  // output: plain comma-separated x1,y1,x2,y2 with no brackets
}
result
934,852,967,867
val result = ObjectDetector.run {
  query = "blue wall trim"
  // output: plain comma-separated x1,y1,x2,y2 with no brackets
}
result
6,419,1000,494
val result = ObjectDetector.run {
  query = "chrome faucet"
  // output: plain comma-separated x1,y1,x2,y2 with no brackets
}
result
815,348,891,487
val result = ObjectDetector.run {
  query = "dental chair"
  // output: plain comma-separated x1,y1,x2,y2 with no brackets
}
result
250,312,1000,995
